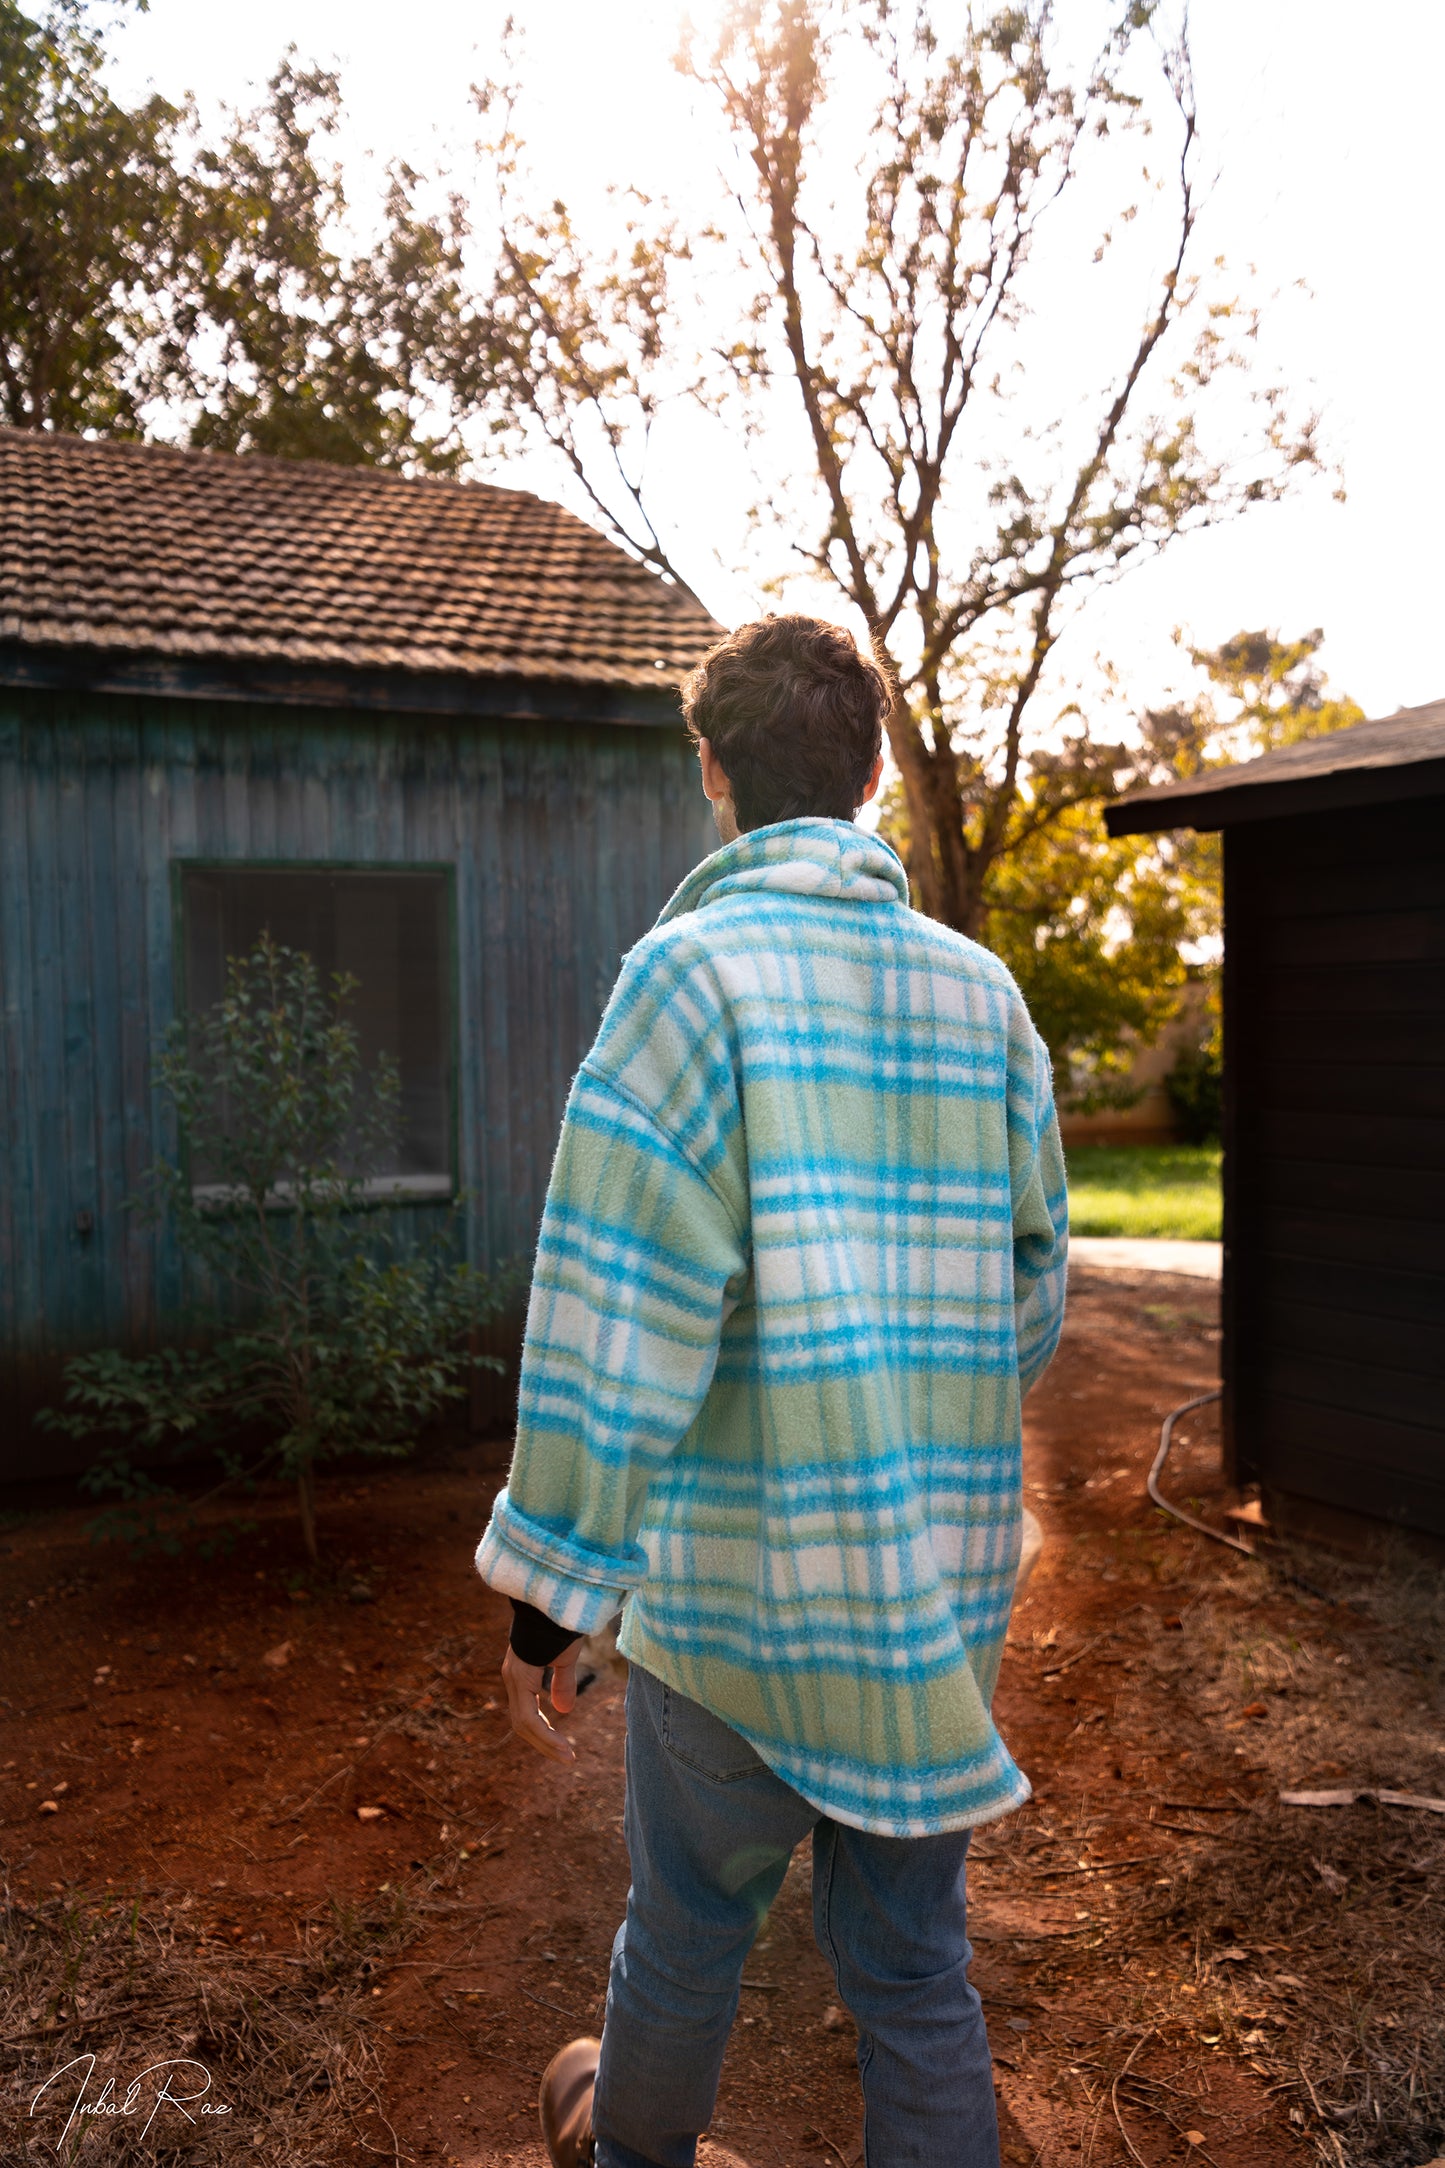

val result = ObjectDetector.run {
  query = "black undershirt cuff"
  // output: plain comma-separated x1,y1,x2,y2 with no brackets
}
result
508,1598,582,1667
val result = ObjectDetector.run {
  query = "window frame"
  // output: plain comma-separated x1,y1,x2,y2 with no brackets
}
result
170,857,461,1206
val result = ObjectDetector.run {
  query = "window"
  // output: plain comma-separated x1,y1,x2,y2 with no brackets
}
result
180,865,453,1197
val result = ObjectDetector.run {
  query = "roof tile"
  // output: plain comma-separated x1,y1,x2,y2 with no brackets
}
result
0,428,722,691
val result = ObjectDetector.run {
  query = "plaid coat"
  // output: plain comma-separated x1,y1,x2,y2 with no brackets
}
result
476,819,1067,1834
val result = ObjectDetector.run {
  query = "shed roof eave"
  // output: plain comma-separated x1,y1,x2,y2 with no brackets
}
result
1105,698,1445,836
0,640,690,731
1106,753,1445,836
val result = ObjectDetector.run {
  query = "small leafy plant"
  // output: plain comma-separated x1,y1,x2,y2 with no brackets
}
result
41,935,511,1559
1165,1031,1224,1145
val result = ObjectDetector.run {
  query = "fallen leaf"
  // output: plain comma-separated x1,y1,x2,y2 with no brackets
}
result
1241,1701,1268,1719
262,1641,293,1670
1213,1949,1249,1963
437,2061,459,2074
356,1806,385,1822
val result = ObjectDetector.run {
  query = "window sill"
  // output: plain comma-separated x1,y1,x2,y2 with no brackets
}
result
189,1175,455,1209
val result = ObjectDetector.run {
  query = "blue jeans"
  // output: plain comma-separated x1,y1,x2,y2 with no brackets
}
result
591,1664,1000,2168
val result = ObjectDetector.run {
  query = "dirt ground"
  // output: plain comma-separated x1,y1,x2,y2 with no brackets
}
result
3,1264,1442,2168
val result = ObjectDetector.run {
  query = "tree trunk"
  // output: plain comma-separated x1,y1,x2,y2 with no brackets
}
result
880,686,993,939
297,1463,319,1566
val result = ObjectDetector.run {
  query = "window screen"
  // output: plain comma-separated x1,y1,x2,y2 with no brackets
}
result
181,866,452,1194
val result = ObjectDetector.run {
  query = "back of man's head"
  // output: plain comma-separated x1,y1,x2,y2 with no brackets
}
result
681,615,890,832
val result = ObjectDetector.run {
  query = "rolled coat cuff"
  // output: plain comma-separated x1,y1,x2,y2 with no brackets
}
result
475,1486,642,1635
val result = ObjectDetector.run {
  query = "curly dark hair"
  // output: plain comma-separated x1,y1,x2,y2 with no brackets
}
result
680,614,890,832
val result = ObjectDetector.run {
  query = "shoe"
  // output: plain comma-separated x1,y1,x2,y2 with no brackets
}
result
539,2036,601,2167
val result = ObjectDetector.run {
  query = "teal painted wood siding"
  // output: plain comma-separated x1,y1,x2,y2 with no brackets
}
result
0,688,714,1468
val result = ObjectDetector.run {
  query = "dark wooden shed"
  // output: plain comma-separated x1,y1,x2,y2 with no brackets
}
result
0,429,720,1476
1107,704,1445,1544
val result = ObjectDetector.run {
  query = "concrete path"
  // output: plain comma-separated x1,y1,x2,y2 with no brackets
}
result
1069,1236,1222,1279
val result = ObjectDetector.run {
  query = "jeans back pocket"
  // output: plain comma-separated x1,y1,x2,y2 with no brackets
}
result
659,1682,767,1784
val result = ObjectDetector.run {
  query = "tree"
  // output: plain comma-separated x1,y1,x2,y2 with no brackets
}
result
1133,624,1366,944
0,0,464,467
885,626,1362,1103
176,63,469,469
41,937,509,1561
439,0,1322,939
1125,625,1363,1135
1176,625,1365,759
0,0,184,434
974,808,1191,1107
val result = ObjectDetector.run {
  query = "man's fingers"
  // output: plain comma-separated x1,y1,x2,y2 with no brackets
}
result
501,1644,580,1764
515,1696,574,1763
548,1649,581,1717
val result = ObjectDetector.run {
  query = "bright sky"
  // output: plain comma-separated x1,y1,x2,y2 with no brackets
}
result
106,0,1445,723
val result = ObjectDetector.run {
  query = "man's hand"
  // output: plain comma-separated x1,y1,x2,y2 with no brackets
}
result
501,1639,583,1763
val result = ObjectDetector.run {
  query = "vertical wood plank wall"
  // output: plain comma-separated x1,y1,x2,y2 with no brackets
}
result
0,689,714,1472
1225,796,1445,1536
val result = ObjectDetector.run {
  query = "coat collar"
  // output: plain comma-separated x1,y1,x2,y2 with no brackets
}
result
655,818,909,927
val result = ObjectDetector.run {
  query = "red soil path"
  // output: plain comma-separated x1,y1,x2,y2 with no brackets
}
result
2,1265,1316,2167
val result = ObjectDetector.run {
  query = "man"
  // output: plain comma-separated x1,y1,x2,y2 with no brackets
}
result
476,614,1068,2168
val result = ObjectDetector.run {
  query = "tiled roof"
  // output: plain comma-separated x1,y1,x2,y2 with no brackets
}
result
1107,699,1445,833
0,427,722,691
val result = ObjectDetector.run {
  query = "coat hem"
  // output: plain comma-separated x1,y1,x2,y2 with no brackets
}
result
618,1608,1033,1840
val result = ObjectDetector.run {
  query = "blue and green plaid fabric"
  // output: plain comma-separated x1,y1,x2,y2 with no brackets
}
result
476,818,1067,1834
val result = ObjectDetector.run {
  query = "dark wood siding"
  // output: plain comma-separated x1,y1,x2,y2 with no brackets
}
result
1223,797,1445,1536
0,689,714,1474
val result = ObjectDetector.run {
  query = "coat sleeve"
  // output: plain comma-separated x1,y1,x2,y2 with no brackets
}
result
475,1063,750,1635
1006,1002,1069,1396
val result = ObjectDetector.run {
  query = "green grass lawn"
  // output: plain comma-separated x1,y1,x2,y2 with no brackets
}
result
1065,1143,1222,1241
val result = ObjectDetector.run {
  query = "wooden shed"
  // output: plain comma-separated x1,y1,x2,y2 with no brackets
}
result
0,428,720,1476
1107,704,1445,1545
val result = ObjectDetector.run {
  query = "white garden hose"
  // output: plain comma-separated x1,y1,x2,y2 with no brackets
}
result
1147,1387,1255,1554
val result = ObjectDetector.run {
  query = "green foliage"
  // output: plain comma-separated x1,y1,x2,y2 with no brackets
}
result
0,0,183,435
0,0,464,466
979,625,1362,1106
1065,1144,1222,1242
1164,994,1223,1145
1140,628,1366,785
1122,626,1362,1117
40,936,511,1558
952,802,1192,1110
1185,627,1365,756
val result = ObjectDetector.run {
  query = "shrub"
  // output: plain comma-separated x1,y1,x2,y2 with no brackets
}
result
40,936,512,1559
1165,1037,1223,1145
